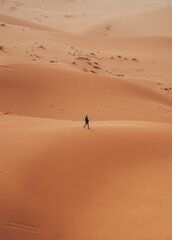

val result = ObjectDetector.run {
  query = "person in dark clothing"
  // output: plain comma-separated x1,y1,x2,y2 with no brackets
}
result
84,115,89,129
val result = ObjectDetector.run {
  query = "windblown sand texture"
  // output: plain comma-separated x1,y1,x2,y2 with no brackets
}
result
0,0,172,240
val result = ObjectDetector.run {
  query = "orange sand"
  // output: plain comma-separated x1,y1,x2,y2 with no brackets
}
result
0,1,172,240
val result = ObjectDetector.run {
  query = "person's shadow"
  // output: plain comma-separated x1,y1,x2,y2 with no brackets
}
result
88,128,96,133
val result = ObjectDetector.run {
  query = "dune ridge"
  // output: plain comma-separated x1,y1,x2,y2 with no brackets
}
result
0,64,172,122
0,13,57,32
1,1,172,240
0,115,172,240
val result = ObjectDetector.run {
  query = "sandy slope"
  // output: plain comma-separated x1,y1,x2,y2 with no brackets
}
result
1,13,172,84
0,115,172,240
1,0,172,240
0,64,172,122
1,0,171,34
0,13,57,31
86,7,172,37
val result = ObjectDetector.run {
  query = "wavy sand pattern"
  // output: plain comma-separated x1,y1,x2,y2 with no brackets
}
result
0,1,172,240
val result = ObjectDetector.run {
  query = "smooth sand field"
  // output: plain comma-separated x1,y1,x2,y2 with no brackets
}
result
0,0,172,240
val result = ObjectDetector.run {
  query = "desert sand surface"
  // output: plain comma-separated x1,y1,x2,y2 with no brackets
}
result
0,0,172,240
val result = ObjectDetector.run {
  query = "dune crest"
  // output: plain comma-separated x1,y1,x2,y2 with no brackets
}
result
0,64,172,122
0,115,172,240
1,1,172,240
0,13,57,32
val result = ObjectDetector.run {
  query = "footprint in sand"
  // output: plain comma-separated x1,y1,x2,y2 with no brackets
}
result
90,70,96,74
0,46,4,51
38,45,46,50
76,57,90,61
132,58,138,62
93,66,100,70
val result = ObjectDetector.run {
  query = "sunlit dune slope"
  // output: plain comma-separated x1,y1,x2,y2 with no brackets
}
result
1,0,171,35
0,64,172,121
86,7,172,37
0,13,57,32
0,116,172,240
0,2,172,240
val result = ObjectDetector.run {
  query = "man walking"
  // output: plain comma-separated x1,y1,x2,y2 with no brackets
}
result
84,115,89,129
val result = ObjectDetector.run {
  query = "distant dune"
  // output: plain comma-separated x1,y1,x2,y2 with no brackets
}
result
0,64,172,122
86,7,172,37
1,1,172,240
0,13,57,32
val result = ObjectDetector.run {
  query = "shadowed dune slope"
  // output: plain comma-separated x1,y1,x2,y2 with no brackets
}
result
1,1,172,240
0,64,172,121
0,116,172,240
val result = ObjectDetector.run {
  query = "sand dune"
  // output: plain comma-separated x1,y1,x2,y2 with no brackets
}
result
1,0,171,34
0,64,172,122
0,13,57,32
1,18,172,83
0,115,172,240
1,7,172,83
1,1,172,240
86,7,172,37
